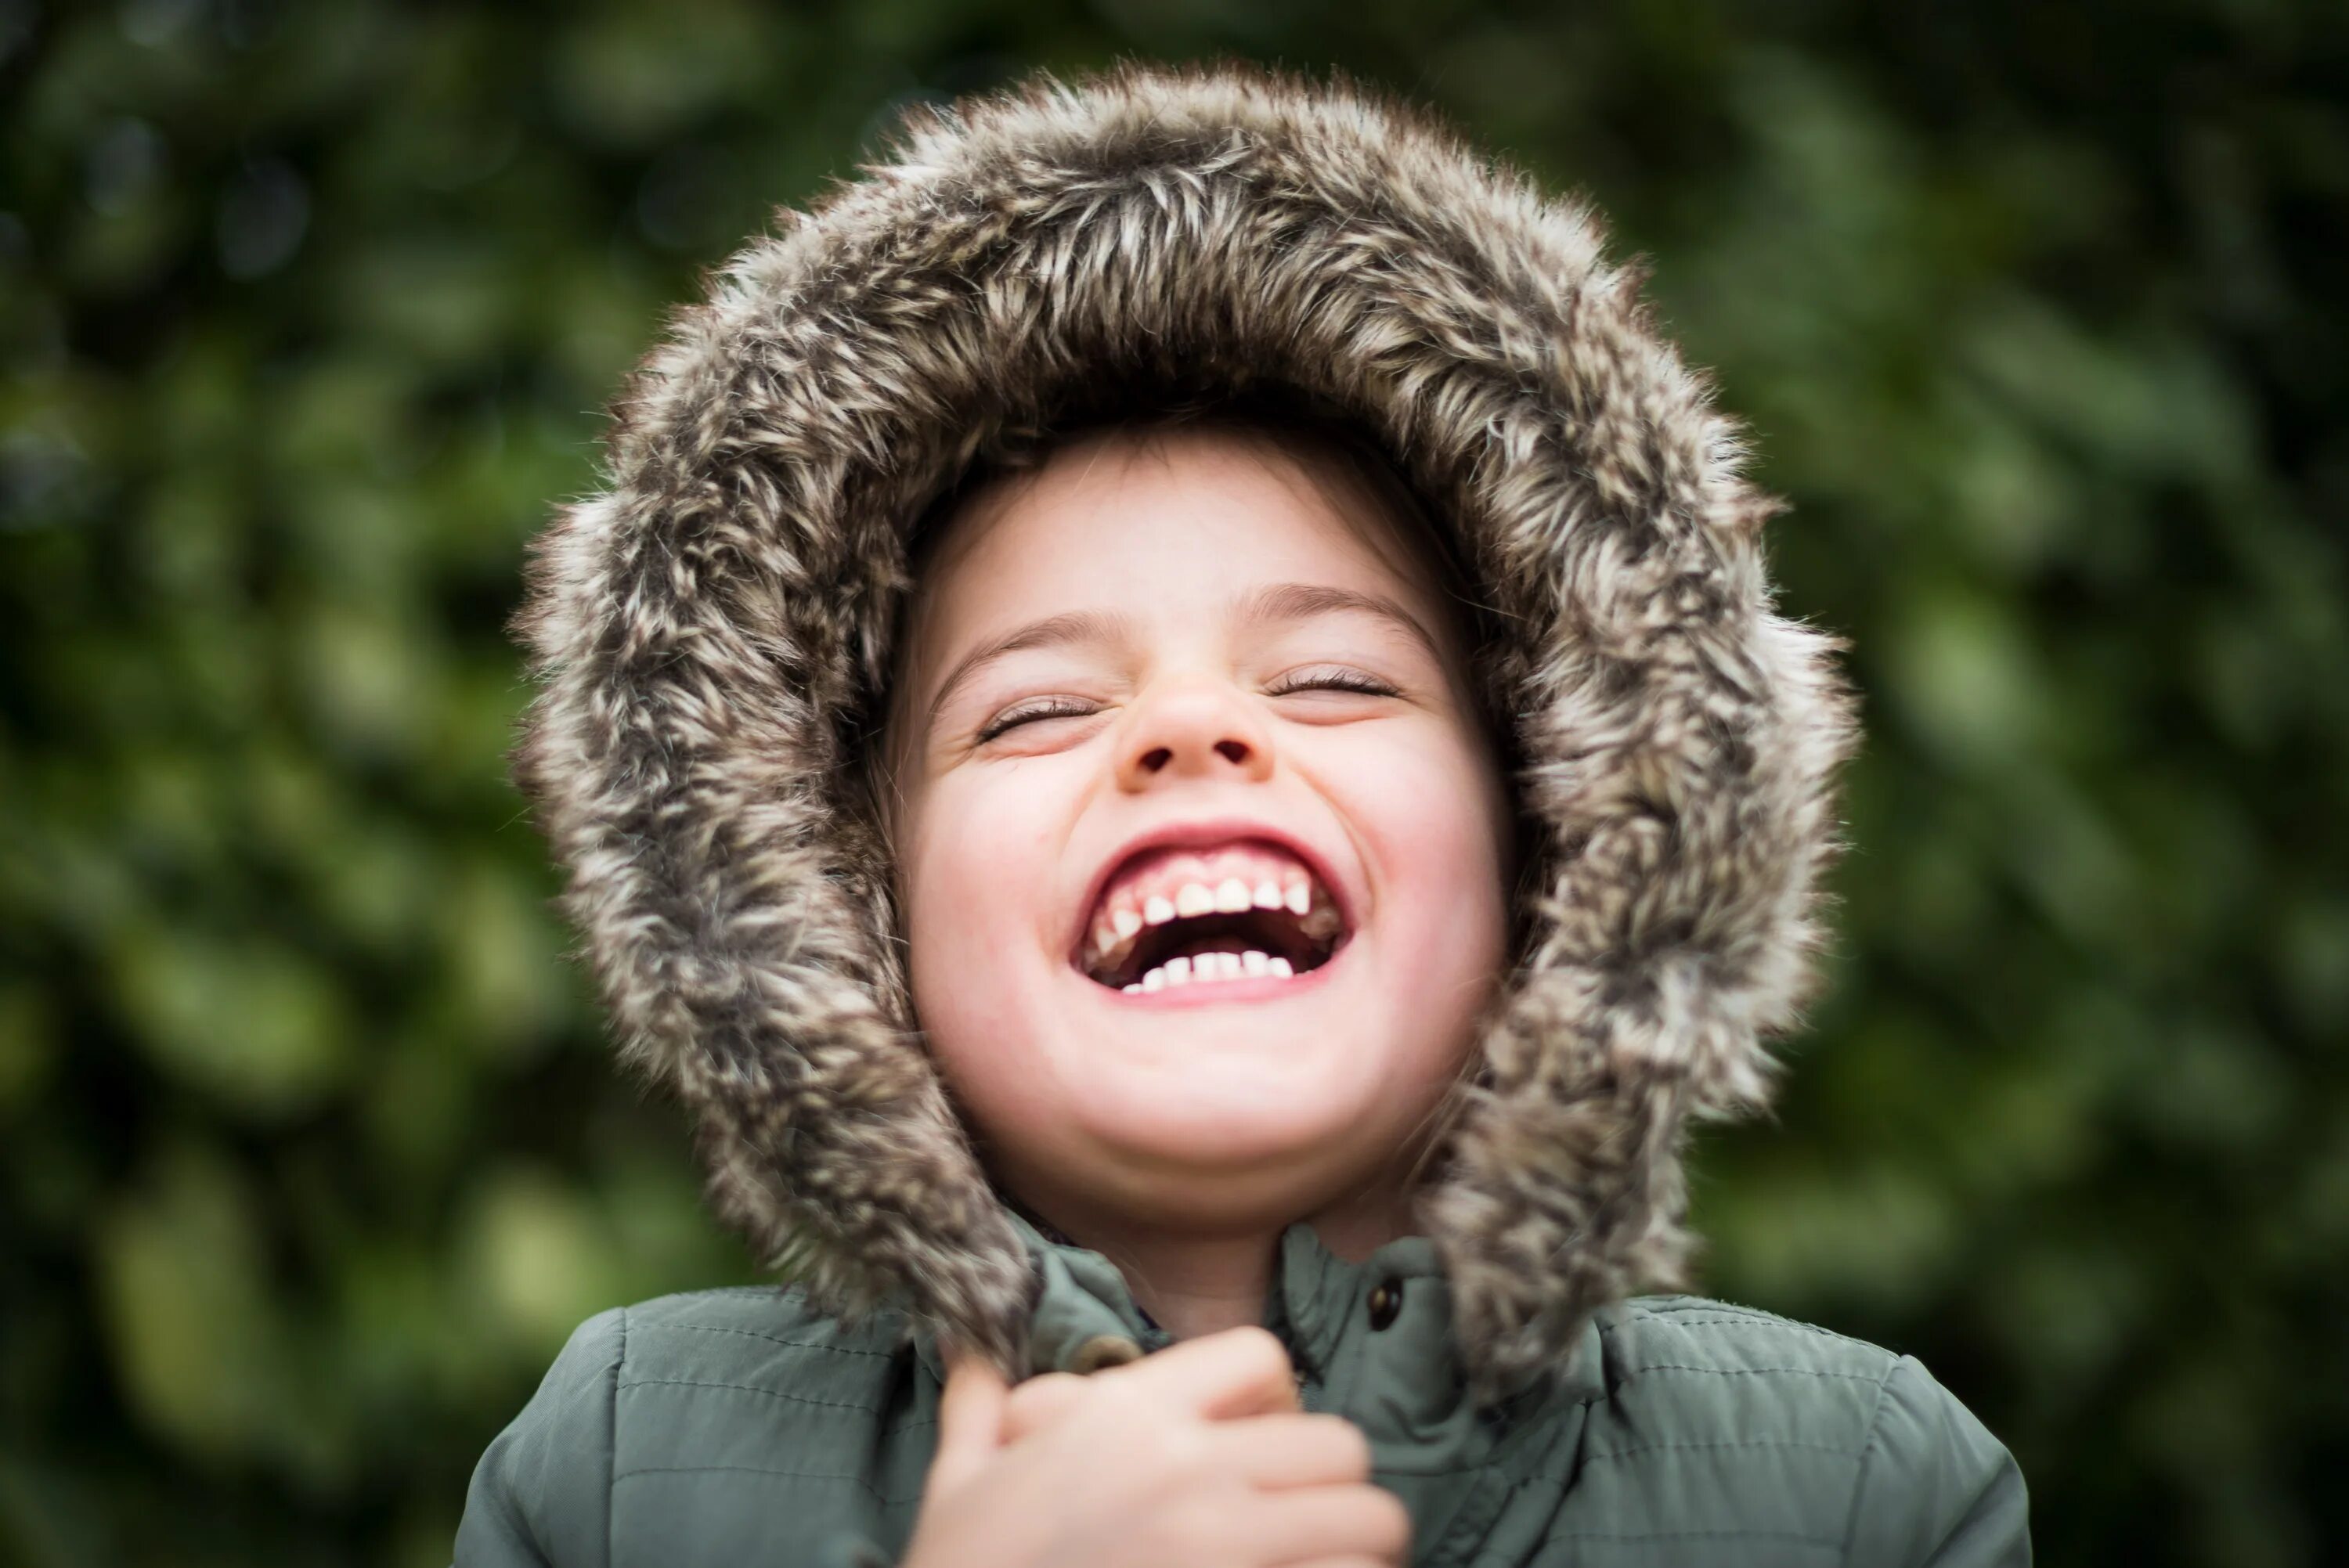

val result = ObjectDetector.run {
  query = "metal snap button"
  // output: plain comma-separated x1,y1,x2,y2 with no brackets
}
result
1067,1333,1145,1375
1366,1280,1402,1331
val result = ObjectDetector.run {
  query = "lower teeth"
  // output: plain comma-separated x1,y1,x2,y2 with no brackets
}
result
1121,949,1296,993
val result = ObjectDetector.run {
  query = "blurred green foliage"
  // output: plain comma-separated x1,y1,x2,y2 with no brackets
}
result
2,1,2344,1563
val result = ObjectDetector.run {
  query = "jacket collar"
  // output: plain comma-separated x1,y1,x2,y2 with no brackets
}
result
911,1213,1604,1555
911,1212,1604,1415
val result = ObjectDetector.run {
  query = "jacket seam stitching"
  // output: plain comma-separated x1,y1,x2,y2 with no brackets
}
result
1404,1432,1853,1486
1421,1465,1514,1568
1838,1356,1906,1568
1933,1427,2019,1557
633,1286,778,1307
644,1322,896,1359
1627,1363,1885,1382
607,1307,626,1568
1582,1436,1860,1462
1402,1394,1604,1481
616,1375,889,1414
610,1462,921,1507
1467,1465,1844,1547
1615,1305,1889,1355
1547,1528,1843,1545
1620,1314,1883,1344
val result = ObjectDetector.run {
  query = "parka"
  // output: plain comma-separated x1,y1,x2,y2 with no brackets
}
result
459,60,2031,1567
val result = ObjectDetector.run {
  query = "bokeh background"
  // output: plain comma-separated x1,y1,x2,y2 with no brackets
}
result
4,1,2344,1563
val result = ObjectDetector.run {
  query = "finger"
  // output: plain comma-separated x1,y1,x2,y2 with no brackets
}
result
1247,1484,1413,1565
925,1354,1009,1501
1001,1372,1088,1443
1207,1414,1373,1490
1102,1324,1299,1418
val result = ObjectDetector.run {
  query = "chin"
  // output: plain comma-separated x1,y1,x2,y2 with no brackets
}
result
923,935,1480,1233
1013,1119,1394,1235
1087,1086,1369,1166
1037,1061,1423,1206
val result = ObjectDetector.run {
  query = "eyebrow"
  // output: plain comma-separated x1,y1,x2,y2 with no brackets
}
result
922,582,1444,726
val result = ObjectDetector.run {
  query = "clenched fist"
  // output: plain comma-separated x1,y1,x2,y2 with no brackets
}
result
900,1326,1411,1568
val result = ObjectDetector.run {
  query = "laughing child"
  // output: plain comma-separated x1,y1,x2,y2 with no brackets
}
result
456,62,2030,1568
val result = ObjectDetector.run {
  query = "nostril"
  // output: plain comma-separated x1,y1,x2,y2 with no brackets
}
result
1139,745,1173,772
1214,740,1250,764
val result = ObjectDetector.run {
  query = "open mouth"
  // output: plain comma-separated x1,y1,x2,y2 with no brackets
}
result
1075,838,1350,993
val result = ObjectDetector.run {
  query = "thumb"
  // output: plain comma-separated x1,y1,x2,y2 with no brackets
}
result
926,1351,1010,1501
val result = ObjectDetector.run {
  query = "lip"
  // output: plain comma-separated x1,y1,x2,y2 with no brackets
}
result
1064,814,1358,976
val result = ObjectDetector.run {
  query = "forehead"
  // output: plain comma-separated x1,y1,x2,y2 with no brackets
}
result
903,423,1459,666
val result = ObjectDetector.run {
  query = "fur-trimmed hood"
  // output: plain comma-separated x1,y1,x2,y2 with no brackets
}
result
509,60,1857,1400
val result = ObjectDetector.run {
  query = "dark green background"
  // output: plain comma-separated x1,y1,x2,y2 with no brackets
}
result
4,2,2344,1563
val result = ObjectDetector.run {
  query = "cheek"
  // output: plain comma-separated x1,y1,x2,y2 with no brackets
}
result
900,767,1073,1076
1317,720,1512,1053
1343,723,1509,925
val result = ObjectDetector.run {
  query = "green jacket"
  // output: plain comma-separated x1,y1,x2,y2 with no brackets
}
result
484,59,2026,1568
456,1219,2026,1567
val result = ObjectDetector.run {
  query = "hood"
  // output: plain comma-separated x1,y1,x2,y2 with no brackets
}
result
508,60,1858,1400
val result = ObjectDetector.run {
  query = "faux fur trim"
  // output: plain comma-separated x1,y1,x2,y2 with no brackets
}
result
509,60,1859,1397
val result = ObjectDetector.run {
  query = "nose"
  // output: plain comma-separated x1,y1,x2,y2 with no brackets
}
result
1114,674,1276,791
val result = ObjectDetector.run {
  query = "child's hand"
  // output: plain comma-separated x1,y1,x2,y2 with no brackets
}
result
900,1325,1410,1568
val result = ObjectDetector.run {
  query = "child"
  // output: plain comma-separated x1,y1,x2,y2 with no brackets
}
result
457,63,2030,1568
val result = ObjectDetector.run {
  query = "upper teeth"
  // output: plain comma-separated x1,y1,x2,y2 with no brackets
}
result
1155,878,1292,925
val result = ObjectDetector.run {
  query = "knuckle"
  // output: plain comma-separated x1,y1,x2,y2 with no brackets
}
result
1226,1325,1292,1377
1004,1372,1079,1418
1319,1415,1373,1476
1366,1488,1413,1550
1089,1372,1149,1416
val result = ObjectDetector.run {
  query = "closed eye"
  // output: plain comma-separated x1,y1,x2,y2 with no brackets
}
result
976,668,1399,744
975,697,1099,744
1265,666,1400,698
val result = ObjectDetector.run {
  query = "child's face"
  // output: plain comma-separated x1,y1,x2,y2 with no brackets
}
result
889,425,1513,1236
